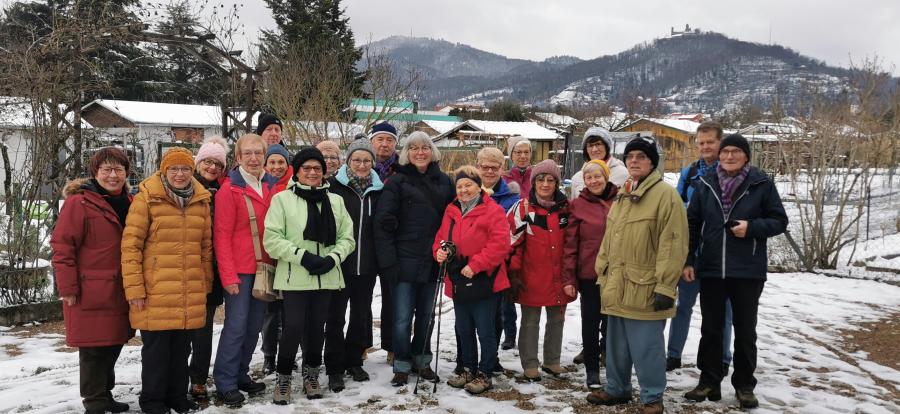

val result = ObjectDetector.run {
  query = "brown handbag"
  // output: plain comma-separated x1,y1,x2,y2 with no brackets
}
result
245,195,278,302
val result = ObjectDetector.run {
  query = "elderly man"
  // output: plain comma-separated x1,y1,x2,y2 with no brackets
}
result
256,113,284,146
315,140,343,179
370,122,399,181
588,136,688,414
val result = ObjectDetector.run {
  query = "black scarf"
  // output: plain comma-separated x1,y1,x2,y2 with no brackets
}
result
90,178,130,227
292,181,337,246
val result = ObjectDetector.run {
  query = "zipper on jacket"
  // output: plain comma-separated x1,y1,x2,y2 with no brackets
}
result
699,178,728,279
288,262,292,285
316,244,322,289
356,195,366,275
752,239,757,256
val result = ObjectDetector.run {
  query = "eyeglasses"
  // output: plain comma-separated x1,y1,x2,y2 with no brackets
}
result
625,153,649,162
301,165,323,173
720,149,745,157
323,156,341,162
350,158,373,165
98,166,126,176
200,159,224,170
240,150,264,158
168,166,193,175
478,164,501,172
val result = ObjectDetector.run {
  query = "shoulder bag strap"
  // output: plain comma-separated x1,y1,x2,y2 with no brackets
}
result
243,194,263,262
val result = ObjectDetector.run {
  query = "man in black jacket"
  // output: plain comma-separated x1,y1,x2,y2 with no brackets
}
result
682,134,788,409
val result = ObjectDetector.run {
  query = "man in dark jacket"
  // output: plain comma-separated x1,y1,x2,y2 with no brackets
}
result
683,134,788,409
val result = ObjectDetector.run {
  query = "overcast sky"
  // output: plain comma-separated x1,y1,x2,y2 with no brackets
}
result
224,0,898,74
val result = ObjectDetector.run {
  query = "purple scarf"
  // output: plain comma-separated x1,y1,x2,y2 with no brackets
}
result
375,152,398,181
717,164,750,215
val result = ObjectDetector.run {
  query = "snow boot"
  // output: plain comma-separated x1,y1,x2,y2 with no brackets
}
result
586,390,631,406
273,373,292,405
447,368,475,389
464,372,492,395
347,366,370,382
302,365,323,399
642,401,664,414
573,350,585,365
736,389,759,409
684,384,722,402
328,374,345,393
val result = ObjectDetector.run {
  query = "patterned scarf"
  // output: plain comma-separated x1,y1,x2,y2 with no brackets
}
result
717,164,750,216
697,158,718,178
162,175,195,209
349,173,373,197
374,152,398,181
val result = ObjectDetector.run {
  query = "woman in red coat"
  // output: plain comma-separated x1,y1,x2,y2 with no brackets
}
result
507,159,574,381
50,148,133,414
433,166,511,394
561,160,617,390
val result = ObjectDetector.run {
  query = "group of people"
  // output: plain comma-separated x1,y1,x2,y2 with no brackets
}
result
51,115,787,414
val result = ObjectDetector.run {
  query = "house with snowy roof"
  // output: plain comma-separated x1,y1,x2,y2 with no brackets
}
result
413,119,562,161
616,117,701,171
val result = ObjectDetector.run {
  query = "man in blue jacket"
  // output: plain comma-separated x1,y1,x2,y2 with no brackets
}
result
667,121,734,374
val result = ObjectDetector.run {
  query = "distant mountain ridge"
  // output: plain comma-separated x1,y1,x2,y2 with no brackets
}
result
363,33,858,114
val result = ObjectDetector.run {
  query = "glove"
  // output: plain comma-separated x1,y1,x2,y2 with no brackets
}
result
652,293,675,311
309,256,336,275
300,251,327,271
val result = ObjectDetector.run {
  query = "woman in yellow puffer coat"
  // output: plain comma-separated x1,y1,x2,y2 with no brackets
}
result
121,147,213,414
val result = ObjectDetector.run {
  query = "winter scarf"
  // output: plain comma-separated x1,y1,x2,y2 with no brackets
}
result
717,164,750,216
89,178,131,226
292,181,337,246
162,175,194,209
349,173,373,197
375,152,398,181
459,193,480,216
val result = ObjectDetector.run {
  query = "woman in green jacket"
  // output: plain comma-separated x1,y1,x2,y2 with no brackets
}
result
264,147,355,403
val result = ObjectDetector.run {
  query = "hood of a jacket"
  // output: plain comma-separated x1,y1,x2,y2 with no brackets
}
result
334,164,384,196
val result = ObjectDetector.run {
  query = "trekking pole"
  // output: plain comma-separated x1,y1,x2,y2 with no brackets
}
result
431,275,446,394
414,256,450,394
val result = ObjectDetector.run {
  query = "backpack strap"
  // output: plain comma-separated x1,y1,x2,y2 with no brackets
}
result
679,161,699,203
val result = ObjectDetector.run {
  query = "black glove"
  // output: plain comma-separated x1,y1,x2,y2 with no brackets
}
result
301,251,326,271
309,256,336,275
653,293,675,311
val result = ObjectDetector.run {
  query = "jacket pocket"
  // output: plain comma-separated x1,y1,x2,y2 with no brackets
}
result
79,274,124,311
621,267,657,311
598,272,620,311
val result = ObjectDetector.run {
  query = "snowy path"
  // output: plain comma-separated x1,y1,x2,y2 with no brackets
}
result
0,273,898,413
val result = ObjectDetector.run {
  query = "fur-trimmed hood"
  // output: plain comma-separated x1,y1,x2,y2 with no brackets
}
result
61,178,130,199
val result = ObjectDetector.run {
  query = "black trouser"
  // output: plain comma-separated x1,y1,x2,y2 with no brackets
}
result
80,344,123,411
698,277,765,390
324,273,377,374
260,300,283,358
379,274,394,353
278,290,331,374
578,278,607,373
189,303,218,385
139,330,193,412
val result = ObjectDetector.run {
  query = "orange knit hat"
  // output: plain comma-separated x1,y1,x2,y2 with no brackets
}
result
160,147,195,173
583,159,611,179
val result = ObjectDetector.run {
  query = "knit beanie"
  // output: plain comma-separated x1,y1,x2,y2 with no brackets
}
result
582,127,613,162
265,144,290,164
291,147,327,176
623,136,660,168
507,136,532,157
195,136,229,166
719,134,752,159
369,122,398,140
160,147,195,173
582,159,611,179
346,138,375,161
530,159,561,184
255,113,283,135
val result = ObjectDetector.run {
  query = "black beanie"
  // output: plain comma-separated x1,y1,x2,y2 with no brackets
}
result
719,134,751,159
623,136,660,168
256,113,283,135
292,147,327,176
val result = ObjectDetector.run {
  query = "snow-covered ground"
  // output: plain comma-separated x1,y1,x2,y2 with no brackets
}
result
1,272,898,414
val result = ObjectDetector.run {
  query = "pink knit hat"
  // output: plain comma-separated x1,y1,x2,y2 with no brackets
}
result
195,136,229,166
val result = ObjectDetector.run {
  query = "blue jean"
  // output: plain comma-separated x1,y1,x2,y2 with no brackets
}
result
392,281,438,373
667,278,733,363
605,316,666,405
455,295,499,374
501,297,517,341
213,274,266,393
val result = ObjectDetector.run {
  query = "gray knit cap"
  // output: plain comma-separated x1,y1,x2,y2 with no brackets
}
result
345,138,375,161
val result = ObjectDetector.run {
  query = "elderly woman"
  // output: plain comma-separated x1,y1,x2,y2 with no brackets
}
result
121,147,213,414
324,139,384,390
503,136,533,199
568,127,628,198
374,131,455,386
51,147,133,414
187,136,229,400
264,147,355,403
435,165,511,394
507,159,573,381
561,160,618,390
316,140,343,179
212,134,278,406
683,135,788,409
259,143,293,375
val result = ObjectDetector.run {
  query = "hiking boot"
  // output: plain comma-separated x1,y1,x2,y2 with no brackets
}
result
169,399,199,414
585,370,601,390
522,367,541,382
541,364,566,377
573,350,585,365
216,389,245,406
684,383,722,402
736,388,759,409
642,401,664,414
238,380,266,395
447,368,475,388
586,390,631,405
347,366,370,382
263,355,276,375
390,372,409,386
328,374,345,393
665,357,682,371
453,362,464,375
301,365,323,399
106,393,129,413
417,366,439,382
189,383,208,401
386,352,395,365
501,337,516,350
464,372,492,395
273,373,292,405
